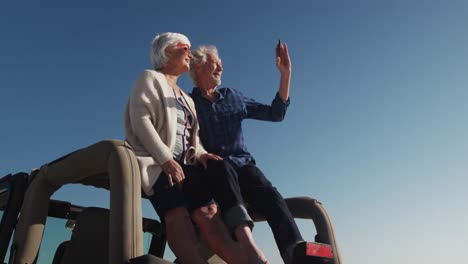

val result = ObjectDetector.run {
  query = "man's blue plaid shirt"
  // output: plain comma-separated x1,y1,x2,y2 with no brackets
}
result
191,87,290,168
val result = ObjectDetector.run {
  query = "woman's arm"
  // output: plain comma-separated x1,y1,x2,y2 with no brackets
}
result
128,71,173,165
128,71,185,186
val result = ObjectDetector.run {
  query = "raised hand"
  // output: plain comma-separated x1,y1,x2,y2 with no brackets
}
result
276,42,291,76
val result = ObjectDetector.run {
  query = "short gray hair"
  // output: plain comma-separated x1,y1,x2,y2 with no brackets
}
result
150,32,191,70
189,45,219,85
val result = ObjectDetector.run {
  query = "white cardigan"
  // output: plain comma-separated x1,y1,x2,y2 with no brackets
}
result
125,70,207,195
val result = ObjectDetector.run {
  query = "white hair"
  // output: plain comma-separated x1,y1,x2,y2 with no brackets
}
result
189,45,219,85
150,32,191,70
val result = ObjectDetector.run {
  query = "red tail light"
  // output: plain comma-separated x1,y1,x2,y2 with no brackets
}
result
306,242,333,259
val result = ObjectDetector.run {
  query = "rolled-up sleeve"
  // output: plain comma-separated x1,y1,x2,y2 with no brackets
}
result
244,91,290,121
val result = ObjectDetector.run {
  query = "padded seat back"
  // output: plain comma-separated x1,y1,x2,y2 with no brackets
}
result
55,207,110,264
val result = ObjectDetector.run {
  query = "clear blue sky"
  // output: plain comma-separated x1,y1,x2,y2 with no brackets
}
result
1,1,468,263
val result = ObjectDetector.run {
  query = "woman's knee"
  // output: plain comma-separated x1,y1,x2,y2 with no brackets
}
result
164,207,191,223
191,204,218,225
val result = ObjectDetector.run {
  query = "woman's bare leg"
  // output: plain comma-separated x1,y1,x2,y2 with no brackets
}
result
165,207,207,264
192,204,248,263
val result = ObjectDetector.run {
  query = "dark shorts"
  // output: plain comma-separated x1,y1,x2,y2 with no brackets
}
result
149,163,215,220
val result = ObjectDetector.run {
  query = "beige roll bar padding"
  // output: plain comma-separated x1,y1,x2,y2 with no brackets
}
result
249,196,342,264
11,140,143,264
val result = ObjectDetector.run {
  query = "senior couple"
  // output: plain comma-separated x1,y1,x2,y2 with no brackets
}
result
125,32,303,264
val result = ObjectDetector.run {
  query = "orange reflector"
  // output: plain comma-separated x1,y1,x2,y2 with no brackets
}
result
306,242,333,259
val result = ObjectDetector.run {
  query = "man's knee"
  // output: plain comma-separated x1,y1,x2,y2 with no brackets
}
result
206,160,238,184
238,165,272,187
191,204,218,225
207,159,230,172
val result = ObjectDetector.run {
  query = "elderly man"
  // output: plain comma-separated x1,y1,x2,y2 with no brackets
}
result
189,43,305,264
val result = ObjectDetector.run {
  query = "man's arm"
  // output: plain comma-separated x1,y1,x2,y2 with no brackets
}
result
241,42,291,121
276,42,291,102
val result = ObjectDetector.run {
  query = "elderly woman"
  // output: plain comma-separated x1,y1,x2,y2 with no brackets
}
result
125,32,267,264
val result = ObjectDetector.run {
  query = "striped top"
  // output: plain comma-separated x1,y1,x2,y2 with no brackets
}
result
173,89,194,161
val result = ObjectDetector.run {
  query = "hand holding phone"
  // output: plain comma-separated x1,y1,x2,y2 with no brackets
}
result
275,39,290,75
276,39,282,57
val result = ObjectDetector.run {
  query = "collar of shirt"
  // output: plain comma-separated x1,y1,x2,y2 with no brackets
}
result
192,87,225,101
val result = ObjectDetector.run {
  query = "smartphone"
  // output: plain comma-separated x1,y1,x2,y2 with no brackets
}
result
276,39,282,57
